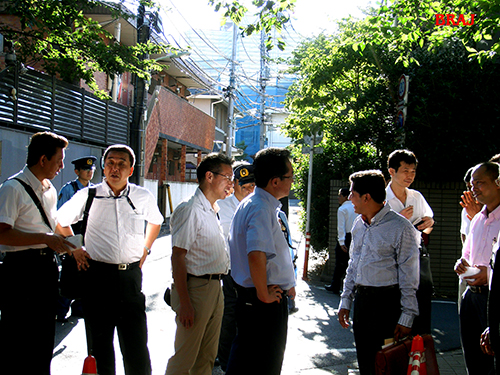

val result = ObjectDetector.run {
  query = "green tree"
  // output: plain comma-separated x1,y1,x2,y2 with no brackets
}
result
363,0,500,67
1,0,170,97
209,0,296,51
283,11,500,250
234,140,251,161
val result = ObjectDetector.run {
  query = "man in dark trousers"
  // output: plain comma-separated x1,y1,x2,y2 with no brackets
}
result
455,162,500,375
226,148,296,375
481,239,500,374
57,144,164,375
0,131,75,375
325,187,356,294
216,162,255,371
338,170,420,375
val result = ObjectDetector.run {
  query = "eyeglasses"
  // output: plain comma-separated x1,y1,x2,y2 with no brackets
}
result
104,160,130,170
280,175,295,182
212,171,234,182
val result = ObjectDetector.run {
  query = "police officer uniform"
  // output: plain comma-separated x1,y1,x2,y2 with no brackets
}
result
58,156,97,210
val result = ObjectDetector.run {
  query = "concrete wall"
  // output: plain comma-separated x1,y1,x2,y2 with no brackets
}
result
0,128,104,190
144,179,158,202
325,179,464,298
164,181,198,218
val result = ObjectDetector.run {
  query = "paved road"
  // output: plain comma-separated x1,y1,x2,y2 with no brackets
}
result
51,200,465,374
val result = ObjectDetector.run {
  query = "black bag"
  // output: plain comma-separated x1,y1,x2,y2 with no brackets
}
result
164,287,171,306
419,244,434,290
59,188,96,299
60,254,85,299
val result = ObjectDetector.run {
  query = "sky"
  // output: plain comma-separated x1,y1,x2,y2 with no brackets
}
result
159,0,375,43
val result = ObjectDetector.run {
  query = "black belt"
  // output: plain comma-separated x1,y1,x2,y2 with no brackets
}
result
187,273,224,281
90,259,140,271
356,284,398,296
5,248,54,259
468,285,489,294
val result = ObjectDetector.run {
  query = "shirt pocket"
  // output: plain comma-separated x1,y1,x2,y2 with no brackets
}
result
126,214,146,235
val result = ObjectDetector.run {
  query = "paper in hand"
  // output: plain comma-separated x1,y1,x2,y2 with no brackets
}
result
65,234,83,252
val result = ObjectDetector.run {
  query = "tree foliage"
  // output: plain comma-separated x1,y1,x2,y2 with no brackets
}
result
209,0,295,51
282,1,500,250
362,0,500,67
1,0,171,97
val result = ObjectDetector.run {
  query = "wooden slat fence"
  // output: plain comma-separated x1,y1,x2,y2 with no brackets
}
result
0,67,130,146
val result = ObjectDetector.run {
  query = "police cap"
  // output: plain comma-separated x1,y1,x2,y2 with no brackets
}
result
234,164,255,186
71,156,97,170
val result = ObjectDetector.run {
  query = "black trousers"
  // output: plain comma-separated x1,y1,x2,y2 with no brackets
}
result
0,249,59,375
83,260,151,375
226,285,289,375
412,286,432,335
217,272,238,371
460,288,494,375
331,233,352,291
352,286,401,375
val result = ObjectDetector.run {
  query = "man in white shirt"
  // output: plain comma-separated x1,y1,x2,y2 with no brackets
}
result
0,131,73,375
216,162,255,371
226,148,296,375
57,144,163,375
385,149,434,335
166,153,233,375
325,187,357,294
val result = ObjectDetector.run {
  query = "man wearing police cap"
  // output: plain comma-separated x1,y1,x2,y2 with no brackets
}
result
55,156,97,322
58,156,97,210
218,162,256,237
216,161,256,371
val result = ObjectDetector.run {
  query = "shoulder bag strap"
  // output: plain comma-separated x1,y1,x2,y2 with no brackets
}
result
71,180,80,193
80,187,96,240
12,177,52,231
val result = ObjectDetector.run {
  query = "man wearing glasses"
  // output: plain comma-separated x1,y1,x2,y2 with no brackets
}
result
166,153,233,375
225,148,296,375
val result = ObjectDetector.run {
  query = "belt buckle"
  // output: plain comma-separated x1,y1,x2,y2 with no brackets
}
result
118,263,128,271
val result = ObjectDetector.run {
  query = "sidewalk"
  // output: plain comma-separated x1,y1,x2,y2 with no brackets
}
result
436,349,466,375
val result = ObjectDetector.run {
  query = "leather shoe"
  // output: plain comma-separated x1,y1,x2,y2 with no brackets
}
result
325,285,340,294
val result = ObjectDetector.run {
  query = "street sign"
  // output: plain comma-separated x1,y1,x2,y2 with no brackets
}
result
397,109,406,129
398,74,409,105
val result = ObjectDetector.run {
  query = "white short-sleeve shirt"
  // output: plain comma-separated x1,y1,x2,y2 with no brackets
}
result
0,167,57,252
57,180,164,264
170,187,229,275
386,182,433,224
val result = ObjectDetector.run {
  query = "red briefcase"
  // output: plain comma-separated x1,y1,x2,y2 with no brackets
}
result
375,334,440,375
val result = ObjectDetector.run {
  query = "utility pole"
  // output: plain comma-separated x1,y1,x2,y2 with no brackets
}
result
226,22,238,158
258,30,269,150
302,129,324,280
130,4,150,185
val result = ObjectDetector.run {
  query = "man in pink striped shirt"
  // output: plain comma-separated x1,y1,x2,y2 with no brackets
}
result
455,161,500,375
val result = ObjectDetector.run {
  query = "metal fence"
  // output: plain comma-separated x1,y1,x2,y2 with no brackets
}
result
0,67,130,146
